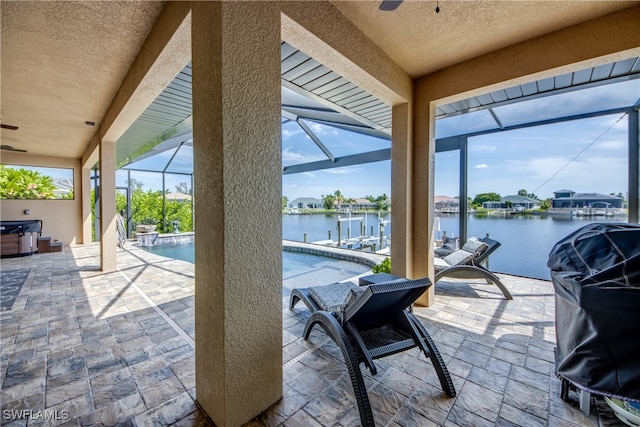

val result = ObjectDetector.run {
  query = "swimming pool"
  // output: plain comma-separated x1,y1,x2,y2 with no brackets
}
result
140,243,371,296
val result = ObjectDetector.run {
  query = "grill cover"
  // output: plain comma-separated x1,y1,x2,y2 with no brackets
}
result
548,223,640,402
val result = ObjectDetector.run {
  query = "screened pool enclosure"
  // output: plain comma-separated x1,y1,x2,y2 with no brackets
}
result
114,138,194,237
95,47,639,242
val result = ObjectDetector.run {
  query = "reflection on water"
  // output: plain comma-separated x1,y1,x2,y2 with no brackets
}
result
283,213,627,280
461,214,626,280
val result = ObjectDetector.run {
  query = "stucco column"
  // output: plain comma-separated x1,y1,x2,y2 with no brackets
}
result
391,99,436,307
81,167,92,244
191,2,282,426
391,103,413,279
412,97,437,306
99,140,117,271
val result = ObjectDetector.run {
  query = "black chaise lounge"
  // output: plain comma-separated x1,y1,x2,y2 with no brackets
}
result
289,277,456,427
434,236,513,300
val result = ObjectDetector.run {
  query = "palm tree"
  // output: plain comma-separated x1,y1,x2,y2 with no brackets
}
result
322,194,336,210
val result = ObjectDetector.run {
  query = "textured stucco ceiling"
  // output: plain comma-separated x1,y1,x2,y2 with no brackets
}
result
330,0,638,78
1,1,164,158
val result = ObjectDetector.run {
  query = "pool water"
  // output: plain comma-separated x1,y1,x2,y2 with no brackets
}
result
140,243,370,296
142,243,195,263
281,251,370,296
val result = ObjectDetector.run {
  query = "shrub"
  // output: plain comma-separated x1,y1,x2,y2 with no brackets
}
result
372,257,391,274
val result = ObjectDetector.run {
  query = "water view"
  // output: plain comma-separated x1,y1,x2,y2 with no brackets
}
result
282,212,628,280
141,212,628,281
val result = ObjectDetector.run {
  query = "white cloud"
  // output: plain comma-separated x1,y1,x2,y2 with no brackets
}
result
594,136,626,151
502,155,627,197
308,122,339,137
282,146,307,163
321,166,361,175
471,144,497,153
475,163,488,169
282,128,304,139
282,146,325,163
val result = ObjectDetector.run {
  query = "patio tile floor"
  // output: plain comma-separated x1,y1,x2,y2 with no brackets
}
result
0,243,626,426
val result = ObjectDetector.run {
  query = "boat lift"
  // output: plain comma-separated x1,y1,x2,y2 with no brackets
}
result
309,212,390,252
334,212,388,251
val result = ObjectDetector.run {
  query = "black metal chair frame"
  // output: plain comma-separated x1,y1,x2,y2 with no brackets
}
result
435,236,513,300
289,277,456,427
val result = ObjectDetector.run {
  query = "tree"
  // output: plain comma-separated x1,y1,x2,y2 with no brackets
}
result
164,199,193,232
374,193,390,211
127,178,144,190
321,194,336,210
539,199,552,210
175,182,191,195
131,189,164,228
472,192,501,206
333,190,345,207
0,165,57,199
282,196,289,210
116,191,128,214
516,189,540,200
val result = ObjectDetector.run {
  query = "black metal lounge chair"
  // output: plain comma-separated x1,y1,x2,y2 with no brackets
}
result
434,236,513,300
289,277,456,427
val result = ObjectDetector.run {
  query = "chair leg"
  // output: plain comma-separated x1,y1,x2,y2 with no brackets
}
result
482,270,513,300
407,313,457,398
304,311,375,427
435,266,513,300
289,288,321,312
289,290,301,310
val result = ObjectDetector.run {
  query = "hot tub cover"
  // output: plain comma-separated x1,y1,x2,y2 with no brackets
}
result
0,220,42,234
548,223,640,402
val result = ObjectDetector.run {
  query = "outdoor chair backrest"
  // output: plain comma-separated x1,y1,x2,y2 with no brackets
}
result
473,237,501,264
439,237,492,266
475,236,501,265
342,278,431,330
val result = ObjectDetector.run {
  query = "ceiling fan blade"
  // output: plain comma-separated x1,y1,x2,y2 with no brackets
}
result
379,0,403,11
0,144,27,153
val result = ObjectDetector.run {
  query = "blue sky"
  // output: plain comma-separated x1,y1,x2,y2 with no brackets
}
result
282,120,392,200
283,160,392,201
283,79,637,202
437,112,629,200
282,113,629,201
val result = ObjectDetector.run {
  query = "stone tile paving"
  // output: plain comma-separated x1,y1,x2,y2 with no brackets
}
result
0,243,626,426
0,244,202,426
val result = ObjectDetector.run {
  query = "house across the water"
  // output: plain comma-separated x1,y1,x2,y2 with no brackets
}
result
551,190,623,209
287,197,324,212
482,195,541,211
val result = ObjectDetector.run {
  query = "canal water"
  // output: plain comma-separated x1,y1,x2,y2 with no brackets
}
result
282,212,628,280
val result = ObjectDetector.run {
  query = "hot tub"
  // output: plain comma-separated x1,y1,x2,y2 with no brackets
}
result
0,220,42,257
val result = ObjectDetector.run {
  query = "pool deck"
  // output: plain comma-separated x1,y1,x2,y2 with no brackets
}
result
0,243,626,426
